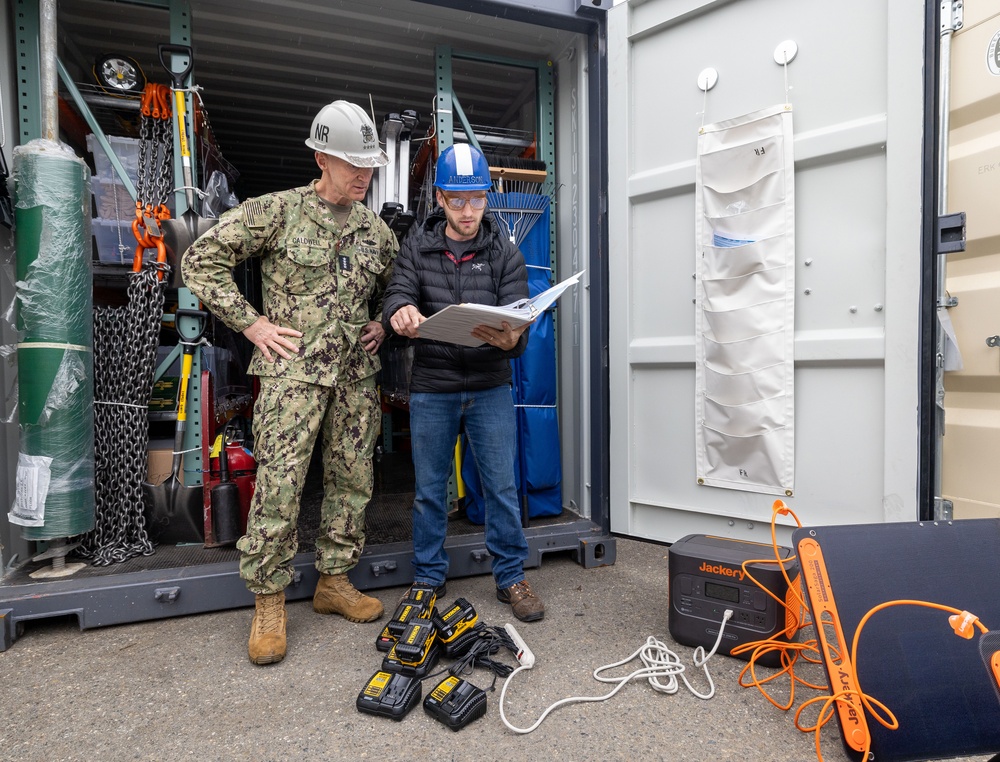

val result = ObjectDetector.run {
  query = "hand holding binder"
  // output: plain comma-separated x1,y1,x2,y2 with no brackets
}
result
415,271,585,347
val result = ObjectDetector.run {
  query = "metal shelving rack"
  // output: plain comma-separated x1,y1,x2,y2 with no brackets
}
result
434,45,557,270
1,0,216,650
0,1,615,653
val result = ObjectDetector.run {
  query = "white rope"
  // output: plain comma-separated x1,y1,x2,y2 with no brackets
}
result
783,57,791,105
499,610,734,734
94,400,148,410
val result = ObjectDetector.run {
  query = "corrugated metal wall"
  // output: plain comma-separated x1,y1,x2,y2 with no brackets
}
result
942,1,1000,520
607,0,927,543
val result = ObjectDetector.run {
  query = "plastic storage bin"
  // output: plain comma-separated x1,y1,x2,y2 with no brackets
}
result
92,217,136,265
91,176,174,221
86,133,140,185
91,176,135,220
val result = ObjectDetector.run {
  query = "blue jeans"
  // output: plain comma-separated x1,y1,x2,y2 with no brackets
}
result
409,385,528,590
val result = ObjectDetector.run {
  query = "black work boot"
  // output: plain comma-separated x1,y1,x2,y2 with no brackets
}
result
497,579,544,622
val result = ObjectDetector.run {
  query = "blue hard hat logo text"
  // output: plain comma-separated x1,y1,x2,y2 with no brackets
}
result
434,144,492,192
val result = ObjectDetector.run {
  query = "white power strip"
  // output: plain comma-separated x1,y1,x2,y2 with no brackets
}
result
504,623,535,668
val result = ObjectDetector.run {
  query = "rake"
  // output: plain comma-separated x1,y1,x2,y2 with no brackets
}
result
487,159,550,247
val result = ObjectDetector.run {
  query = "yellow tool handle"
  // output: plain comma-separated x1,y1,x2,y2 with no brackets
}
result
454,438,466,498
176,347,194,424
174,90,191,161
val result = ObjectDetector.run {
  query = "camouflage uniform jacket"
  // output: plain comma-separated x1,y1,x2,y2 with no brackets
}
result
181,181,398,386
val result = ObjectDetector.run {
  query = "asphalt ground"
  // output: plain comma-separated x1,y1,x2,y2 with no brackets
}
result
0,537,994,762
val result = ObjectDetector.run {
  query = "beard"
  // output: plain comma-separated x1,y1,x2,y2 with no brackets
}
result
446,216,480,240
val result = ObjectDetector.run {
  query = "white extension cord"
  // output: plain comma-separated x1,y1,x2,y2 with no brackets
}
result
499,609,735,734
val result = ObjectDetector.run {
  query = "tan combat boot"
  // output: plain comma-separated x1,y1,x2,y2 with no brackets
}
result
313,573,384,622
248,591,287,665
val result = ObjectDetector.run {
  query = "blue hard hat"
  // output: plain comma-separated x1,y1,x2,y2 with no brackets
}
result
433,144,492,191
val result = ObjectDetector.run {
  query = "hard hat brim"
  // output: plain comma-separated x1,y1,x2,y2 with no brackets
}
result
343,149,390,168
304,143,391,167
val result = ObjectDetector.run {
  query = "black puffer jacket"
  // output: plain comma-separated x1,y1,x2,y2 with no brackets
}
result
382,210,528,393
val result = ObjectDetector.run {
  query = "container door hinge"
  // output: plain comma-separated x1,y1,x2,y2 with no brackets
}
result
933,497,954,521
941,0,964,35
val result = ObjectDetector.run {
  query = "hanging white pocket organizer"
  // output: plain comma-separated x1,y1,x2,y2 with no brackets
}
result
695,104,794,496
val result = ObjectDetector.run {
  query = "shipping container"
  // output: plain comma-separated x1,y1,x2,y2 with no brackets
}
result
0,0,996,652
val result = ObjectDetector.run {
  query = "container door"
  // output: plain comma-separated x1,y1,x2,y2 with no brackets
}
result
942,2,1000,521
607,0,928,543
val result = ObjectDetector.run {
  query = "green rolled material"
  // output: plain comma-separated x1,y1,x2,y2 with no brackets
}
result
12,140,95,540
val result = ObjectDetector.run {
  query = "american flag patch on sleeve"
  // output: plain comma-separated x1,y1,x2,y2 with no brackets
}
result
243,198,266,229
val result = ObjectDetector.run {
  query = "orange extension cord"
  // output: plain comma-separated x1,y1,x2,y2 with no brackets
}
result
730,500,991,762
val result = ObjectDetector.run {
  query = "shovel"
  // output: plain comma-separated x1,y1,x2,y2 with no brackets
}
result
143,311,207,544
157,43,217,287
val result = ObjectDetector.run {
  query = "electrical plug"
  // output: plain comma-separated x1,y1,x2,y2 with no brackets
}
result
504,623,535,668
949,610,979,640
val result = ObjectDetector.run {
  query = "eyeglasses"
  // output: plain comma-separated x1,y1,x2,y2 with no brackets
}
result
443,195,487,210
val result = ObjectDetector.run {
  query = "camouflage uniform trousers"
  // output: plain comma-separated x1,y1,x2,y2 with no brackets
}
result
237,374,380,595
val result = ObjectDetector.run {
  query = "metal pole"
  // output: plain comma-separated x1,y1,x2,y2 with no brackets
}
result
38,0,58,140
938,1,960,214
933,0,963,520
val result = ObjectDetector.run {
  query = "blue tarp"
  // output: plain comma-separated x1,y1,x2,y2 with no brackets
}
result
463,195,562,523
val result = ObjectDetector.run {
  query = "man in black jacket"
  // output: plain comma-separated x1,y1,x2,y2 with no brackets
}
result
382,143,544,622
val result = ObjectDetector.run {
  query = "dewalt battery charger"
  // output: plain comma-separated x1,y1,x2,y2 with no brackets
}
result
406,583,438,611
386,599,432,639
386,583,437,639
394,618,437,663
442,625,482,659
375,625,395,653
383,641,441,678
356,671,421,721
423,675,487,730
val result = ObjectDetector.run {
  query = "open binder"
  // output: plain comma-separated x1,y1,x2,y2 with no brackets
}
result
416,271,584,347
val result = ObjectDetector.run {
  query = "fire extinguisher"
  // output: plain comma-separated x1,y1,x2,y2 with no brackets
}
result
209,416,256,544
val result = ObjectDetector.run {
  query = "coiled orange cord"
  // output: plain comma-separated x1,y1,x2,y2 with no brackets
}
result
731,500,990,762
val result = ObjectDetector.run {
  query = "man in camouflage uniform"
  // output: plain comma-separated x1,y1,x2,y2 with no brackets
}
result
181,101,397,665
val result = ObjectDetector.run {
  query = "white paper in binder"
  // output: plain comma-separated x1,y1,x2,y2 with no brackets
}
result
694,104,795,496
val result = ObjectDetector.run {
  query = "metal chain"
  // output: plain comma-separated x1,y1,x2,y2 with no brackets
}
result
135,85,173,211
134,84,173,259
80,267,166,565
151,117,174,212
136,110,152,209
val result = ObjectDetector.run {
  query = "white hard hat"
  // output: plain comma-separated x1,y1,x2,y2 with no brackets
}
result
305,100,389,167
